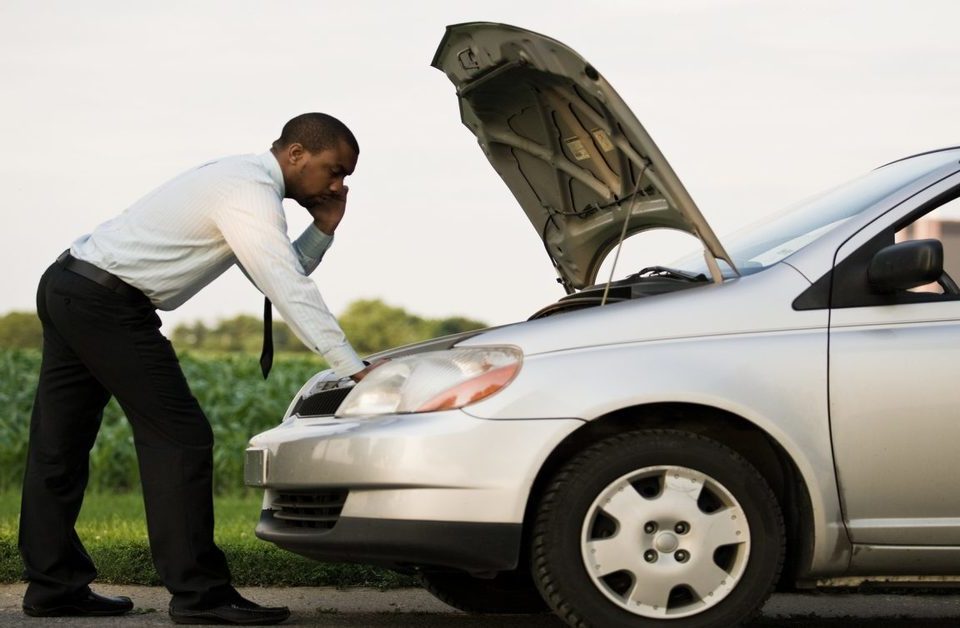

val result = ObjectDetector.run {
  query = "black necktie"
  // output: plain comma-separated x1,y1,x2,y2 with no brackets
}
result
260,297,273,379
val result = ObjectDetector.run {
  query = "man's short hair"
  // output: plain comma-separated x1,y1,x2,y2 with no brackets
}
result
272,113,359,155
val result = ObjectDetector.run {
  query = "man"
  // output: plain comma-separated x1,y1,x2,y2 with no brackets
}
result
19,113,377,625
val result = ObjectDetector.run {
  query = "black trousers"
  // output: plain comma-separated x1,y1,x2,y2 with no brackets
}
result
19,262,234,610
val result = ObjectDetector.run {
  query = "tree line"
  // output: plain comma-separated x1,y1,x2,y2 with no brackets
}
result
0,299,487,355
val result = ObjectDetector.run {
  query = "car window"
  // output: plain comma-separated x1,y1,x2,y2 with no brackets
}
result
895,196,960,297
671,149,960,278
818,183,960,309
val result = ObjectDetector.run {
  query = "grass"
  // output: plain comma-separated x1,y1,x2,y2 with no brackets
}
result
0,491,414,588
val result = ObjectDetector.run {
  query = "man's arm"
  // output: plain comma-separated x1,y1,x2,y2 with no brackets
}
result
212,188,365,378
292,187,347,274
292,224,333,275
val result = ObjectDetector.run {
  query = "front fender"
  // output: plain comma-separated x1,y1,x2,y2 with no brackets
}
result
463,325,850,577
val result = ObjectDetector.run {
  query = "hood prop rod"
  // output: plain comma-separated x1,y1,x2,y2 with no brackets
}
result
601,161,650,306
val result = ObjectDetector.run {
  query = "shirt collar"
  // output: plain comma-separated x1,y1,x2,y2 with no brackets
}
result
259,151,286,198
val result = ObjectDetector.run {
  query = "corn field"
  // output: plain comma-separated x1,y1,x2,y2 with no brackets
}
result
0,348,325,494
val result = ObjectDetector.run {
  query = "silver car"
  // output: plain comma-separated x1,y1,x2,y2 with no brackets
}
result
246,22,960,628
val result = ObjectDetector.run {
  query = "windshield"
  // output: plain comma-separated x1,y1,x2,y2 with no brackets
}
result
673,149,960,276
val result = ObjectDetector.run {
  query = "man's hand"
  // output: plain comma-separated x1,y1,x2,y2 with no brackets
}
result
350,358,389,383
308,185,348,235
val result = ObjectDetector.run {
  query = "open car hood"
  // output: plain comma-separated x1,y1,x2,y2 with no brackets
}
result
432,22,736,291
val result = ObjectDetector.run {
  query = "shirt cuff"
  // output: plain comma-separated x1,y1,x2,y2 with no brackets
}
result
324,343,366,379
294,224,334,261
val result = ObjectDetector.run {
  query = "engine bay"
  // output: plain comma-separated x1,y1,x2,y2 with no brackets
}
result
529,266,708,319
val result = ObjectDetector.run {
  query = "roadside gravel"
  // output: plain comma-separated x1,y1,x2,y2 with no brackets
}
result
3,585,960,626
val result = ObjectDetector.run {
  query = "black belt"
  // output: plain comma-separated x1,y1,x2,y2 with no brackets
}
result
56,250,146,300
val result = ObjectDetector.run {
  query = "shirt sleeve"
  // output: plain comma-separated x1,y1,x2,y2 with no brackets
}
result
292,223,334,275
212,184,365,378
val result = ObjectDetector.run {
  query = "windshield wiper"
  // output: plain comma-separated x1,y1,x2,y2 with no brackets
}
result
633,266,709,282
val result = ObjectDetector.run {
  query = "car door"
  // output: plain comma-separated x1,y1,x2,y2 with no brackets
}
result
829,175,960,546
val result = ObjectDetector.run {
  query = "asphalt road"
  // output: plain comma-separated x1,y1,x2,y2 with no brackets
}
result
3,585,960,627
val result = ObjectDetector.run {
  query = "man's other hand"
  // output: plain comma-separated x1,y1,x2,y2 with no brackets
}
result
350,358,389,383
308,185,348,235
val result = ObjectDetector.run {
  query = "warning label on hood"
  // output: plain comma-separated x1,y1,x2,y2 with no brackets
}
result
592,129,615,152
565,136,590,161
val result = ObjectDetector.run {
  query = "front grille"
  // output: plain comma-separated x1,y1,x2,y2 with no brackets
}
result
291,387,353,417
271,490,348,530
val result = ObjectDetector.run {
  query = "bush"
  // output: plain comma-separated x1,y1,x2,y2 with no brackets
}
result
0,299,487,494
0,312,41,350
0,349,323,495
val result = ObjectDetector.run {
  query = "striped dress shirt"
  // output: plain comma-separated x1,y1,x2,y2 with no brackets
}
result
71,151,365,377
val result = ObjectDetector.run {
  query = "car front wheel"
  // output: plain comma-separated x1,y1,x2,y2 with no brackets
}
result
532,429,784,627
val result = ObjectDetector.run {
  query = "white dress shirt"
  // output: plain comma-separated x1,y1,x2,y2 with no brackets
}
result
71,151,365,377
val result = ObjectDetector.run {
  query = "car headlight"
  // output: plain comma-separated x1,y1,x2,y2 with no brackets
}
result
335,346,522,417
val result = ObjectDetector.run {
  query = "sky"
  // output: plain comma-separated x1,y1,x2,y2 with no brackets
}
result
2,0,959,333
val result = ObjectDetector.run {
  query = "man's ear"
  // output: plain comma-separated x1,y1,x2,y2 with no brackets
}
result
286,142,306,164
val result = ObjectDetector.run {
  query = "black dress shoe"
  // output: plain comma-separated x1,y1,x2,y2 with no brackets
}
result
169,595,290,625
22,590,134,617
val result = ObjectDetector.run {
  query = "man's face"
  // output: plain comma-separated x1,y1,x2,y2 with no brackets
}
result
285,140,358,208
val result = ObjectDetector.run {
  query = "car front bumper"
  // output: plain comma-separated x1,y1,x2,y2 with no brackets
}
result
246,410,582,570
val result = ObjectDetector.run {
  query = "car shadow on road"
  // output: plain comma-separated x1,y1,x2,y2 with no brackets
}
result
282,614,960,627
749,622,960,628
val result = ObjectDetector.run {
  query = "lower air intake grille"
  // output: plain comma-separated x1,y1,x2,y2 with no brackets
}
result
271,490,348,530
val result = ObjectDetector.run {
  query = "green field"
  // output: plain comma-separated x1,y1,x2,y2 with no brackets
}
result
0,491,412,587
0,348,327,495
0,348,415,586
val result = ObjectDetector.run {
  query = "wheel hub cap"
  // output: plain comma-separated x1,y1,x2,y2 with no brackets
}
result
581,465,751,619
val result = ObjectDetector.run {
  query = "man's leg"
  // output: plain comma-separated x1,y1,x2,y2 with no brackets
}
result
116,341,234,611
41,266,233,610
19,266,112,606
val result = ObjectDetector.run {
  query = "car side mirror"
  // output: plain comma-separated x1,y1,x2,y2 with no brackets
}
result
867,239,943,293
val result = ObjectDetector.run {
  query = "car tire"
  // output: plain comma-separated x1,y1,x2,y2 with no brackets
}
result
419,568,550,614
531,429,784,627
